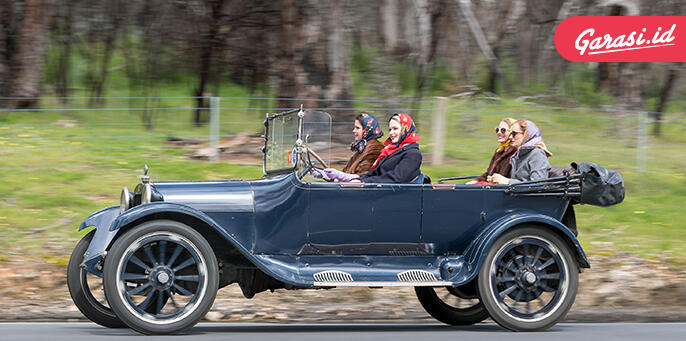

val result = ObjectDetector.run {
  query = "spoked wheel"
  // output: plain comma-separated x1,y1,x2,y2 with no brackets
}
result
477,226,579,331
415,283,489,325
103,220,218,335
67,230,126,328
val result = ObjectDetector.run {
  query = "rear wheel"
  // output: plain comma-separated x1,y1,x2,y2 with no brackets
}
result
477,226,578,331
103,220,218,335
67,230,126,328
415,283,489,325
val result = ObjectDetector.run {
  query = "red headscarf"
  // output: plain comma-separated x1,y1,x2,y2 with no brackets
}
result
370,113,419,170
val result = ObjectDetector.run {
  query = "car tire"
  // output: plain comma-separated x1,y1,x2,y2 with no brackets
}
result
415,285,489,325
477,225,579,331
103,220,218,335
67,230,127,328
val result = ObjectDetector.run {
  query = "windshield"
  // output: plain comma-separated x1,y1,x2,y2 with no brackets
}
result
264,109,300,174
302,110,332,170
263,108,332,175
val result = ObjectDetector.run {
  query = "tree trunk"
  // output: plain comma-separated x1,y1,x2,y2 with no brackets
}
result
9,0,52,108
411,0,433,114
194,0,226,125
54,0,73,102
543,0,574,88
457,0,502,94
276,0,353,142
597,5,626,97
651,64,679,137
380,0,399,52
89,1,123,106
0,0,9,99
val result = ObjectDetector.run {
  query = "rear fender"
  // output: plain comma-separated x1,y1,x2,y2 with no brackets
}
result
460,211,589,281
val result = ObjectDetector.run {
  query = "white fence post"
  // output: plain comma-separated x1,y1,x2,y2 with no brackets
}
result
210,96,220,163
636,110,647,172
431,96,448,166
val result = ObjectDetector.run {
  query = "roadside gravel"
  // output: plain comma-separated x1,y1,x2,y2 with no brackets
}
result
1,253,684,323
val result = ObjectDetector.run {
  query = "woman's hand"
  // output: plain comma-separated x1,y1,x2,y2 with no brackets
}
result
488,173,509,184
323,168,359,182
466,180,477,185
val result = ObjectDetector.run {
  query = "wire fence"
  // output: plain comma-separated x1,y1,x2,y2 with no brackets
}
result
0,96,684,173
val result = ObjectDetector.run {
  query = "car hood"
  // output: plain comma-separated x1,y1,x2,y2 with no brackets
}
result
153,180,254,212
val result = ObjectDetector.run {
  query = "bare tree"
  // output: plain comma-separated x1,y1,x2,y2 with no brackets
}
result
8,0,54,108
88,0,125,105
49,0,75,102
457,0,502,93
276,0,353,141
652,64,681,136
0,0,10,99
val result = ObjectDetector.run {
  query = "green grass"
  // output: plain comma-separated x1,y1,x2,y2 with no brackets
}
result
1,85,686,267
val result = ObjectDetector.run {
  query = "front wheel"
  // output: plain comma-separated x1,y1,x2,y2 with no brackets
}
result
477,226,579,331
67,230,126,328
103,220,218,335
415,284,489,325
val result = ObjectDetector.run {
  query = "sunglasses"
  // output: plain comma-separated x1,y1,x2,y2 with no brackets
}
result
494,127,508,134
510,130,524,136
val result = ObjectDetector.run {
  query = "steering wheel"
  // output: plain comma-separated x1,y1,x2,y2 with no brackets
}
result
307,147,329,169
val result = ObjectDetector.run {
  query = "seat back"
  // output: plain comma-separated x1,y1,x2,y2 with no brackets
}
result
411,172,430,184
549,166,575,178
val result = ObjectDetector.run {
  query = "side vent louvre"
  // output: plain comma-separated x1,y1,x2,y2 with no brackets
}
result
397,270,437,282
313,270,353,282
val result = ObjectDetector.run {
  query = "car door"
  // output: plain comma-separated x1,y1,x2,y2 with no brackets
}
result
421,184,486,255
306,181,423,255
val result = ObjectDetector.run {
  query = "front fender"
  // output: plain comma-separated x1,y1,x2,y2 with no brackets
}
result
80,202,309,287
79,206,121,277
461,211,589,280
79,203,237,276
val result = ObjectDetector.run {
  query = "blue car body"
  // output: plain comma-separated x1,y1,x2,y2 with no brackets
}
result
71,108,602,333
80,172,587,288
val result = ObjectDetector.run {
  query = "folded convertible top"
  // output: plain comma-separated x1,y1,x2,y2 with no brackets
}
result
506,162,625,207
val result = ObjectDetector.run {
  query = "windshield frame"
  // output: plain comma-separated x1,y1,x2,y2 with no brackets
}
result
262,108,304,176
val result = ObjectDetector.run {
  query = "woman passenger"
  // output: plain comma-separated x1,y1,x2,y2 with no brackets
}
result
341,113,384,175
468,118,518,185
315,113,422,183
358,113,421,183
489,119,552,185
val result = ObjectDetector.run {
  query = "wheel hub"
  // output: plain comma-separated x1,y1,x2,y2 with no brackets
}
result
515,266,538,290
151,266,174,290
157,272,170,284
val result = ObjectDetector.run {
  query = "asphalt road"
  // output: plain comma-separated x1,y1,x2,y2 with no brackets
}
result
1,322,685,340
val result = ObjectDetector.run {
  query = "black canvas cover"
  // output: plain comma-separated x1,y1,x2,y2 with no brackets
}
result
573,162,625,206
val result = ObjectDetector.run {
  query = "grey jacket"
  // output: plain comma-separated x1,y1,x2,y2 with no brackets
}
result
509,146,551,184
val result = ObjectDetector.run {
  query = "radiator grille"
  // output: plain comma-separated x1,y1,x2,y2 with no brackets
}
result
397,270,437,282
313,270,353,282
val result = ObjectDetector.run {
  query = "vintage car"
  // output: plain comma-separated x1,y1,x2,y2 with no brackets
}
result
67,108,620,335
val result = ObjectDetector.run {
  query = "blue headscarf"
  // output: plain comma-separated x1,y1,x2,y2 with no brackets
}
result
350,113,383,152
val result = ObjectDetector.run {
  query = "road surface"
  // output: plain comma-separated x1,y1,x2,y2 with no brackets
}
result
1,322,684,340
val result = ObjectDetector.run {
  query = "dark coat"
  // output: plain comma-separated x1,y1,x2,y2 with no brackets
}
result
477,146,517,182
341,139,384,175
359,143,422,183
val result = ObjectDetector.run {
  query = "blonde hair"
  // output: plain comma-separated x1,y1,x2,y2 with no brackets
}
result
501,117,517,127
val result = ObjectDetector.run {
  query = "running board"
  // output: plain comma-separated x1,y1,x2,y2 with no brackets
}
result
313,281,452,287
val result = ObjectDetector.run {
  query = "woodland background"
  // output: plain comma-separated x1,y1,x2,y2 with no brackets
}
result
1,0,684,132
